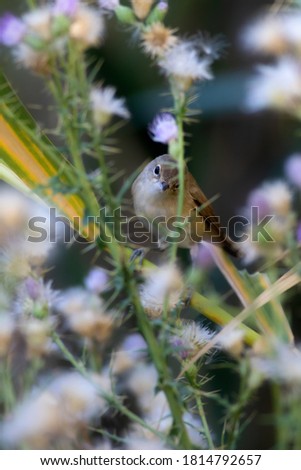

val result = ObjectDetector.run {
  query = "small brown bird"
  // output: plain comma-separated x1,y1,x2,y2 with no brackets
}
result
131,154,238,257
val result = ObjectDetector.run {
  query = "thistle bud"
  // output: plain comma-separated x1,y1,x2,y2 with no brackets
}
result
146,2,168,25
115,5,136,24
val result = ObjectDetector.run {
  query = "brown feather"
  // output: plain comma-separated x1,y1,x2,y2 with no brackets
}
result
188,172,239,258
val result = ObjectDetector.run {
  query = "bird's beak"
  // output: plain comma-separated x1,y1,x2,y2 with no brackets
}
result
161,181,169,192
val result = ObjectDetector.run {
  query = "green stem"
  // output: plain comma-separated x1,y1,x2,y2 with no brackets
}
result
196,394,214,449
185,371,215,449
66,126,99,215
73,46,116,210
169,86,186,263
48,71,99,218
225,362,254,449
92,132,117,215
0,360,15,412
272,383,287,449
126,275,193,449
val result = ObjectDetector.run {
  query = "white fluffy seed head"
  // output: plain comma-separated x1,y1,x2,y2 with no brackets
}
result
139,263,184,318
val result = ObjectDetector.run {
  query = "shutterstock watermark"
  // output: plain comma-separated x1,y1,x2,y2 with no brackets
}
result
27,207,275,246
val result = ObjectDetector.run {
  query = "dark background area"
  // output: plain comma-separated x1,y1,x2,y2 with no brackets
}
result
1,0,298,449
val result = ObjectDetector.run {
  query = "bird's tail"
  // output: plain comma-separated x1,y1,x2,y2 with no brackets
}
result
221,236,241,258
204,218,241,258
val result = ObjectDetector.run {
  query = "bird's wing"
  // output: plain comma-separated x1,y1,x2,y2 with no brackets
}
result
188,173,218,222
188,173,239,257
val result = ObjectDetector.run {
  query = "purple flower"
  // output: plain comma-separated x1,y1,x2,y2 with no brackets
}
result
190,243,214,270
121,333,147,360
98,0,120,11
157,1,168,11
24,277,41,301
53,0,79,17
149,113,178,144
0,13,26,46
285,153,301,188
84,267,108,294
247,188,271,218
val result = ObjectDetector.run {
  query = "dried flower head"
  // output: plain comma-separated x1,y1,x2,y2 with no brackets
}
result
217,328,245,357
245,57,301,115
0,371,109,448
14,43,50,73
198,32,226,60
111,333,147,374
241,180,293,263
0,243,32,282
170,321,214,359
49,372,110,422
15,277,58,319
19,317,54,358
148,113,178,144
0,189,30,243
1,390,63,448
127,363,172,433
90,86,130,127
126,363,159,415
69,5,105,47
56,288,115,341
242,14,287,55
131,0,154,20
23,7,52,42
159,39,213,91
251,180,292,217
142,22,177,57
139,263,184,318
242,11,301,56
250,344,301,386
240,231,285,264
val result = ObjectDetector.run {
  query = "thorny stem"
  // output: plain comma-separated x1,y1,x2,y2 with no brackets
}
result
169,85,186,263
124,272,193,449
223,361,254,449
48,53,99,218
92,132,117,215
74,46,117,214
185,370,215,449
65,43,100,217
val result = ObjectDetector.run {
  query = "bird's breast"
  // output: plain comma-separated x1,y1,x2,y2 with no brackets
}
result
133,182,177,220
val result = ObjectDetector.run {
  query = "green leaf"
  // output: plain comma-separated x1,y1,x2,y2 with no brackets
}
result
0,72,93,238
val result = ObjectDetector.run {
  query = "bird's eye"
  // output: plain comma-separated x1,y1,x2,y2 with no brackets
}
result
153,165,161,176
